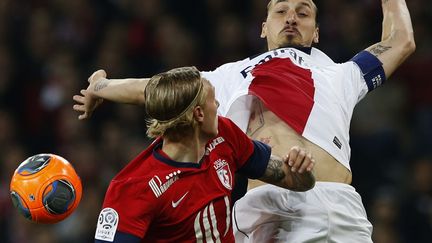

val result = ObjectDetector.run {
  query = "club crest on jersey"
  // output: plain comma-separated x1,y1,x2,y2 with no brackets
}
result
214,159,232,190
148,170,181,198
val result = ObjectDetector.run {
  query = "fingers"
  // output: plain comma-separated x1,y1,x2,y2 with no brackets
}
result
78,113,88,120
72,90,88,107
286,146,315,174
74,70,106,120
73,94,85,104
72,90,91,120
73,103,86,113
80,89,88,96
73,102,89,120
88,69,107,83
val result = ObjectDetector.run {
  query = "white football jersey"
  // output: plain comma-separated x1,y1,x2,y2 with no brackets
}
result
202,47,372,170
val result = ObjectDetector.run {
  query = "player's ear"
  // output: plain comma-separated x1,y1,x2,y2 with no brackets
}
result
313,27,319,44
193,106,205,122
261,22,267,38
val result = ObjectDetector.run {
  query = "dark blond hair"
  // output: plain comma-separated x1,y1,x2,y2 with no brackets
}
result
145,66,207,140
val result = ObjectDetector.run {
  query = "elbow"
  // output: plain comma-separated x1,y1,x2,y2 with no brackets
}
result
406,37,416,56
137,96,146,106
402,32,416,57
287,173,316,192
136,89,147,105
293,180,315,192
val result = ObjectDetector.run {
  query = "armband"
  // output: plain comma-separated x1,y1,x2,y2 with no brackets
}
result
350,51,386,92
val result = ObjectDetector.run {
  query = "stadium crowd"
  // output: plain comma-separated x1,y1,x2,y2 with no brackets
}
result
0,0,431,242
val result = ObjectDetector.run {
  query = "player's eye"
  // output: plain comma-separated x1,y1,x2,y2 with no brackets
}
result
298,12,308,17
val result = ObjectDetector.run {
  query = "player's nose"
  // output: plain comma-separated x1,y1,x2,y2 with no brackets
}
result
285,10,297,25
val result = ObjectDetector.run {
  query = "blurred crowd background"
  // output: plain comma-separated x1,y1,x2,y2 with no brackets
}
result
0,0,431,242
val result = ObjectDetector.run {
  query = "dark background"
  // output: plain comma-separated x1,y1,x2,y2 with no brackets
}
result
0,0,431,242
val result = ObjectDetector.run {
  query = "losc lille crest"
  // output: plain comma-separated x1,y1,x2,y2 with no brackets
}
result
214,159,232,190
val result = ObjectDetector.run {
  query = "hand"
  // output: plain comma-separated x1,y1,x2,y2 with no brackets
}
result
284,146,315,174
72,70,106,120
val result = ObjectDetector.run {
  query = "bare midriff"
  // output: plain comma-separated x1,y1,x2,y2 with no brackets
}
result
247,99,352,190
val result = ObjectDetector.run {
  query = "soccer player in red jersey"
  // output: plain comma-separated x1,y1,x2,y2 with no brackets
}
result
92,67,315,242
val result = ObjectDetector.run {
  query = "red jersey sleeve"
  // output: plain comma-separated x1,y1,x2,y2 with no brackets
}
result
99,177,157,239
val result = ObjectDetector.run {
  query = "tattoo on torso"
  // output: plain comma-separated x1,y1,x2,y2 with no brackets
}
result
247,99,265,137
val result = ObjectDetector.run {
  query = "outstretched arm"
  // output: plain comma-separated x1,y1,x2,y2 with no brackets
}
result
366,0,415,78
259,146,315,191
73,70,149,120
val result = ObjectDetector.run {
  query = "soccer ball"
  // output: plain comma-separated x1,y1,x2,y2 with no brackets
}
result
10,153,82,224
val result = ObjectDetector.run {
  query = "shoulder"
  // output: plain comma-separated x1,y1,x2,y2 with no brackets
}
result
112,139,161,181
310,47,335,65
215,116,253,154
217,116,244,136
106,174,154,201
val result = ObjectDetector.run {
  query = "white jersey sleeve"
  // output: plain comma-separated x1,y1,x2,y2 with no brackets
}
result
201,61,250,116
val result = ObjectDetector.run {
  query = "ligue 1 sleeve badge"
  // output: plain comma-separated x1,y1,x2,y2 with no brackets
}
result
95,207,119,242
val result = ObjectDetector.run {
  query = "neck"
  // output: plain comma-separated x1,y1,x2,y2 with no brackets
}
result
161,133,208,163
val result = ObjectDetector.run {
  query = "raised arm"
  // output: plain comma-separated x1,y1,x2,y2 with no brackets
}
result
73,70,149,120
366,0,415,78
259,146,315,192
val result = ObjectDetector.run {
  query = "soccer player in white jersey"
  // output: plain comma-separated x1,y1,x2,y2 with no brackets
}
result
74,0,415,242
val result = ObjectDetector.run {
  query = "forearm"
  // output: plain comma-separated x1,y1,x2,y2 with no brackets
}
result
366,0,415,77
89,78,149,105
259,155,315,191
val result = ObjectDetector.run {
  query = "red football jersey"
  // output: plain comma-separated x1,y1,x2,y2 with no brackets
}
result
95,116,260,242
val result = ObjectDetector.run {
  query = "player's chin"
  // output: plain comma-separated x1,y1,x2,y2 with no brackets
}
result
278,38,302,48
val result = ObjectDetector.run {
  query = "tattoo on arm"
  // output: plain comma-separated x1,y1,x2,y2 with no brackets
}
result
261,155,285,184
370,44,392,57
260,155,315,190
94,80,109,92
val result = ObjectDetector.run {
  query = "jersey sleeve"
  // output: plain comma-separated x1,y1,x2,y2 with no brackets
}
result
237,140,271,179
201,60,249,117
95,178,156,241
201,64,233,116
